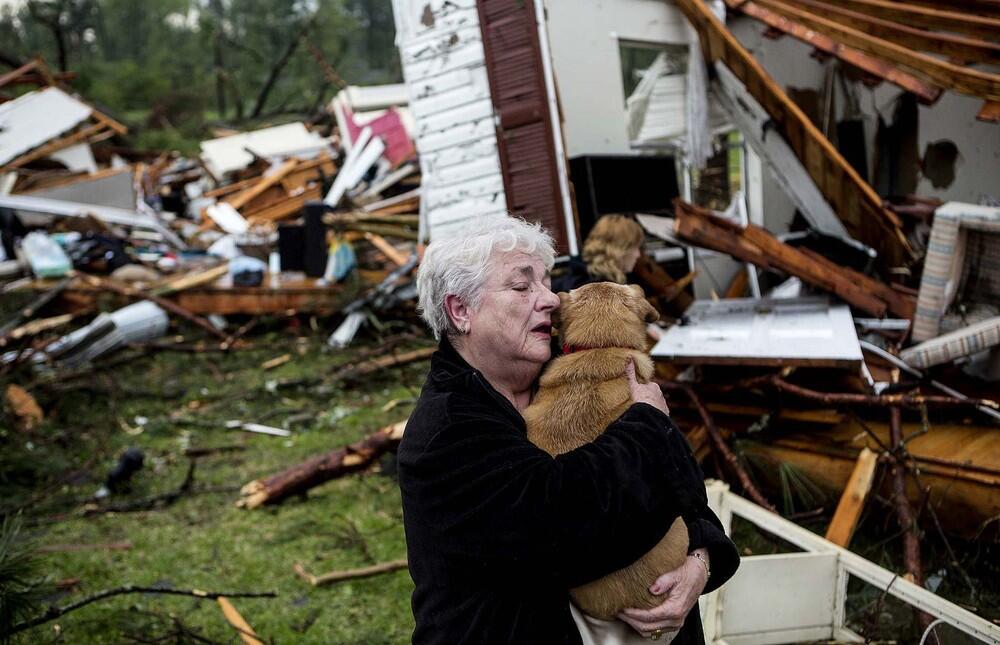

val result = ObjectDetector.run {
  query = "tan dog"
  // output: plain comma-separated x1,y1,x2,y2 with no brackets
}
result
523,282,689,621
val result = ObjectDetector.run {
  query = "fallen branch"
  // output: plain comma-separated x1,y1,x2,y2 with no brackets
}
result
293,559,408,587
889,405,937,641
732,374,1000,410
658,380,777,512
238,420,406,509
4,586,276,637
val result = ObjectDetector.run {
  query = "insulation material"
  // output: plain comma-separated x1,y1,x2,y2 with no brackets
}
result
0,87,92,166
912,202,1000,342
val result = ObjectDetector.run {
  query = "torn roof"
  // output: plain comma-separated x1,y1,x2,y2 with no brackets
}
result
199,122,332,179
722,0,1000,120
0,87,92,166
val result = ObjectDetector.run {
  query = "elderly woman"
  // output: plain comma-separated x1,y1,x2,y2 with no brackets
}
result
399,216,737,645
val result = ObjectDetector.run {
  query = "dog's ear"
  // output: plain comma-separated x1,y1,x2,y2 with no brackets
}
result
640,298,659,324
627,286,659,324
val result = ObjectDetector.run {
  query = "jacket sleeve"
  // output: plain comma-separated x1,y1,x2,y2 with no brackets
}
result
684,505,740,594
400,400,706,588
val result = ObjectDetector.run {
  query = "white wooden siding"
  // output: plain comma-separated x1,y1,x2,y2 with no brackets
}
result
393,0,507,240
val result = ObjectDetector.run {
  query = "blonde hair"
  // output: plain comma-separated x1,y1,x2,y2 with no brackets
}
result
582,215,645,284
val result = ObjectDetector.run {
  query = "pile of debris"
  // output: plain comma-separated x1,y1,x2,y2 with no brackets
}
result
1,58,422,369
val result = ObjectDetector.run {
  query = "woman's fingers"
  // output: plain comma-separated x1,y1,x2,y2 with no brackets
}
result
625,358,670,416
620,600,687,625
617,611,685,634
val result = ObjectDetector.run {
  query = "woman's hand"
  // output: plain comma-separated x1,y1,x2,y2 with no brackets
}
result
616,548,710,637
626,360,670,417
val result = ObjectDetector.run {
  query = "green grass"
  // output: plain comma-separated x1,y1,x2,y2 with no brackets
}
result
1,325,430,643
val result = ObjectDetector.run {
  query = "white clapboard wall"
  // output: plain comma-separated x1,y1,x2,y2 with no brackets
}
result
392,0,508,241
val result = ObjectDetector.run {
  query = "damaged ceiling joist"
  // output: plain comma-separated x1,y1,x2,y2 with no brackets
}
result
727,0,942,104
746,0,1000,102
810,0,1000,41
773,0,1000,67
674,0,915,271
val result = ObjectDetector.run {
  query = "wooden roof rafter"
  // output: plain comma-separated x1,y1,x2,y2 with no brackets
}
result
672,0,916,270
802,0,1000,41
892,0,1000,16
779,0,1000,66
751,0,1000,101
727,0,943,103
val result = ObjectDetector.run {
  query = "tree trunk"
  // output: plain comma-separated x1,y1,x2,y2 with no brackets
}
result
250,18,313,119
238,420,406,509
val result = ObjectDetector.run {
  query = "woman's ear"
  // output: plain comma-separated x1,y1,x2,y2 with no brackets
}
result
444,294,472,334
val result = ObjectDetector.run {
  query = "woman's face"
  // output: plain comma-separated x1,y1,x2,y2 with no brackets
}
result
622,244,642,274
465,250,560,367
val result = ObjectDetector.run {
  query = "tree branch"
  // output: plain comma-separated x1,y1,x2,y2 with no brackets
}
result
5,586,276,637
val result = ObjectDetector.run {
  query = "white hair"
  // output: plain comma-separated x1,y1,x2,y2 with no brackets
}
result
417,215,556,340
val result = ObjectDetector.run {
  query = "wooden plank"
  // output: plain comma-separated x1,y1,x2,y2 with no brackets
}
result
0,59,42,89
796,247,915,318
789,0,1000,40
783,0,1000,65
363,232,408,266
173,276,356,315
754,0,1000,100
226,159,299,211
825,447,879,547
672,0,914,270
727,0,942,102
673,200,892,316
244,187,321,224
2,121,108,170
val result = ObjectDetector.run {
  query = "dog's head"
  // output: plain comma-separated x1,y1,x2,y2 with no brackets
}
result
557,282,658,351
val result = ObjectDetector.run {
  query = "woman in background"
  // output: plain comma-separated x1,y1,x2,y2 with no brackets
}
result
553,214,646,293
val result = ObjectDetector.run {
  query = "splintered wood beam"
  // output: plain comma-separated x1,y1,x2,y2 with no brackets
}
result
755,0,1000,101
673,200,921,318
825,447,878,547
673,0,914,270
798,0,1000,40
728,0,942,103
779,0,1000,66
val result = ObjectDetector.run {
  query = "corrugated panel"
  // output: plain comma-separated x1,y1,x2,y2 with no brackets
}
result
477,0,570,254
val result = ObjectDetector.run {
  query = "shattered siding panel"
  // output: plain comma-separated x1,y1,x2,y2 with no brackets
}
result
393,0,507,241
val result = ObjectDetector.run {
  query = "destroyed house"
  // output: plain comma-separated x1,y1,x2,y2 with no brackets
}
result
389,2,1000,643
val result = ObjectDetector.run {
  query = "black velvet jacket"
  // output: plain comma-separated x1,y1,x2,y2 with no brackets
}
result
398,339,739,644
